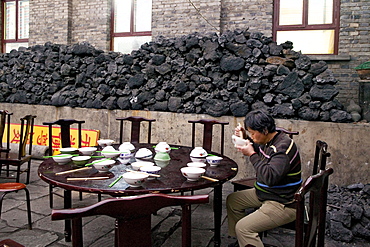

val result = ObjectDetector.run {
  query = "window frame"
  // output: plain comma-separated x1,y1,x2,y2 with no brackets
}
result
110,0,152,51
1,0,29,53
273,0,340,55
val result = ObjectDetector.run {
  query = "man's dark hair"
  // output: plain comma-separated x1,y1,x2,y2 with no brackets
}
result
244,110,276,133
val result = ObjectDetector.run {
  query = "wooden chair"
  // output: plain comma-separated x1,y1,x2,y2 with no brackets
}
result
0,239,25,247
0,110,12,154
0,182,32,230
116,116,156,143
231,127,299,191
0,115,36,184
294,167,334,247
51,193,209,247
43,119,86,208
188,119,229,155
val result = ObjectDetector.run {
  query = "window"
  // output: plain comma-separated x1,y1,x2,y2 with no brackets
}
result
2,0,29,53
273,0,340,55
111,0,152,54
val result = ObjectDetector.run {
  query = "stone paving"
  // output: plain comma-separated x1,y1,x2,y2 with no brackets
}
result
0,159,368,247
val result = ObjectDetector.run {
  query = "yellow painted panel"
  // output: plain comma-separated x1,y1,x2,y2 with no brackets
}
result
2,124,100,154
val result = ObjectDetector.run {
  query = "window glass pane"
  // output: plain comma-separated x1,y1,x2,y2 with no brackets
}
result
19,0,29,39
279,0,303,25
5,42,28,53
276,30,335,54
5,2,16,40
135,0,152,32
114,0,131,33
308,0,333,25
113,36,151,54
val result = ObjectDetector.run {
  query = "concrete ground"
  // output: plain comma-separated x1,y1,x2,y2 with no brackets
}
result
0,159,368,247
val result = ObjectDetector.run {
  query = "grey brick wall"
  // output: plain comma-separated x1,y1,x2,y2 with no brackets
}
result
29,0,110,51
152,0,221,38
220,0,273,35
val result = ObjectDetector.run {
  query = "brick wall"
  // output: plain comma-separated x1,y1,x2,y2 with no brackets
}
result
29,0,72,45
152,0,221,37
220,0,273,35
328,0,370,105
71,0,110,51
29,0,110,51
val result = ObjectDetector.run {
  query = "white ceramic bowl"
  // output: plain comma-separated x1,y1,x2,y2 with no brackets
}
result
93,159,116,172
140,166,161,180
119,142,135,152
231,135,248,146
72,156,91,166
190,157,206,163
101,150,121,159
59,147,78,154
135,148,153,160
187,162,207,168
131,161,154,171
155,142,171,153
52,154,73,164
97,139,115,147
206,156,223,166
190,147,208,158
180,167,205,181
78,147,97,156
119,149,133,159
122,172,148,187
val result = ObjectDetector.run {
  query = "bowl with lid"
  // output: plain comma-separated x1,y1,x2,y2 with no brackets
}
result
134,148,153,160
190,147,208,158
119,142,135,153
154,142,171,153
97,139,115,147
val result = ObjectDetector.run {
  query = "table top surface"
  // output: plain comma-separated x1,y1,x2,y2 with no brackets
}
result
38,143,238,196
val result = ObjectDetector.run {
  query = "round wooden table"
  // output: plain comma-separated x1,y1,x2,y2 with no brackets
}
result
38,143,238,246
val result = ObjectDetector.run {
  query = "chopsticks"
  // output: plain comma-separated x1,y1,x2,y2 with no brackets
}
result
85,158,111,166
55,166,92,175
201,176,219,182
126,169,161,178
43,154,78,158
109,175,123,187
67,177,110,181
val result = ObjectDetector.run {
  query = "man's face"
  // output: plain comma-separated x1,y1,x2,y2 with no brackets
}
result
246,127,268,145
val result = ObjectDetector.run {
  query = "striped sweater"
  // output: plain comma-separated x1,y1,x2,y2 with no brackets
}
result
248,130,302,204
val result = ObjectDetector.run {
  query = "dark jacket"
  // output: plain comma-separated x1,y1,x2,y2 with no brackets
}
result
248,130,302,204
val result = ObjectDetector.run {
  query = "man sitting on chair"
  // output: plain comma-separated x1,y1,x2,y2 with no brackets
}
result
227,110,302,247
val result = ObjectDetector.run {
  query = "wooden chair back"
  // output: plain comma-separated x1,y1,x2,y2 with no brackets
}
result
51,193,209,247
43,119,85,156
188,119,229,155
295,167,334,247
0,115,36,184
116,116,156,143
313,140,331,174
0,110,12,152
18,115,36,158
